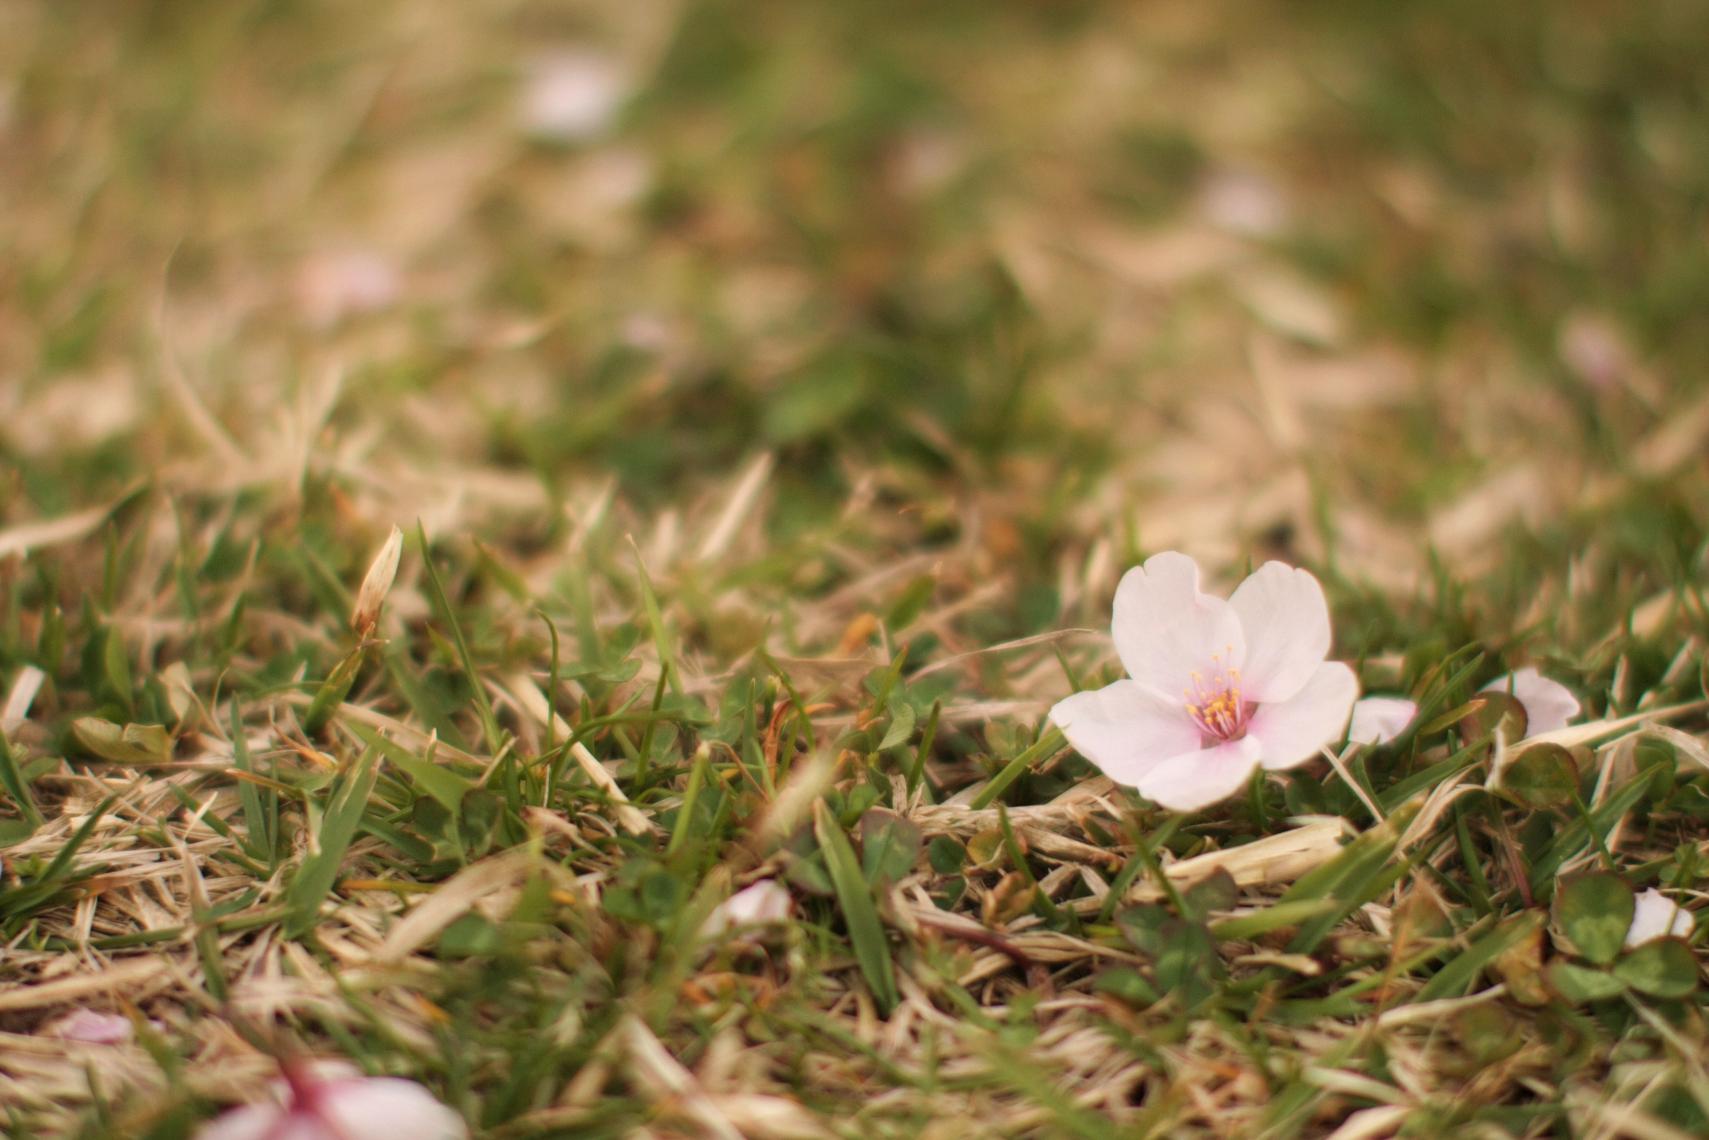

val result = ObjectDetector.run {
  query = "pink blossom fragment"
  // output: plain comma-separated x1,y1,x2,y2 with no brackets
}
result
1347,697,1418,746
1481,668,1580,737
43,1009,136,1045
521,51,628,142
1199,168,1290,238
1050,552,1358,811
296,250,400,327
195,1061,466,1140
702,880,793,938
1626,888,1694,948
1557,312,1632,391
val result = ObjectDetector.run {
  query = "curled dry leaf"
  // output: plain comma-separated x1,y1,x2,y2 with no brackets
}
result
352,525,404,638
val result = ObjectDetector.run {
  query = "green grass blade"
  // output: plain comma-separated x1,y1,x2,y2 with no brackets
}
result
349,722,473,815
970,727,1064,810
0,731,43,827
814,798,899,1014
416,522,504,757
1413,911,1543,1003
629,540,681,698
228,702,275,865
284,747,381,938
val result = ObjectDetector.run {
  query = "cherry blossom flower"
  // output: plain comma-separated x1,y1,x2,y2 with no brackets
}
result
701,880,793,939
1347,696,1418,746
196,1060,466,1140
1050,552,1358,811
1481,667,1580,736
1626,888,1694,948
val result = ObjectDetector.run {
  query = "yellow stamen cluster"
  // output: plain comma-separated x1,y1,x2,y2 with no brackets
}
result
1184,651,1248,741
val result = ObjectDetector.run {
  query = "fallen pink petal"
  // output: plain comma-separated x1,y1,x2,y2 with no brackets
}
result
42,1010,136,1045
295,249,401,328
702,879,793,938
1199,168,1290,238
1626,888,1694,948
1557,312,1632,391
521,50,628,142
195,1062,467,1140
1482,668,1580,737
1050,552,1358,811
1347,696,1418,746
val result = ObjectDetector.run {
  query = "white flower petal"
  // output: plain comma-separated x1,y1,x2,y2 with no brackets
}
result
1134,737,1263,811
274,1121,337,1140
296,250,400,328
194,1105,299,1140
44,1009,134,1045
1248,661,1359,771
1482,668,1579,737
1111,552,1245,699
1050,680,1203,787
521,50,627,141
1626,888,1694,948
1227,561,1332,702
703,880,793,937
319,1078,468,1140
1347,697,1418,746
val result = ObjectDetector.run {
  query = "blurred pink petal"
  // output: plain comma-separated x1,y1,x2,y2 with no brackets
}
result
521,51,627,141
1626,888,1694,947
43,1009,135,1045
196,1062,466,1140
1557,312,1631,391
296,250,400,327
1482,668,1580,737
1199,169,1289,237
1347,696,1418,745
703,879,793,938
1052,552,1357,811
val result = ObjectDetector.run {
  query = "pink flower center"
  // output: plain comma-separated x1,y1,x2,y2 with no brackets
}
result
1184,657,1250,743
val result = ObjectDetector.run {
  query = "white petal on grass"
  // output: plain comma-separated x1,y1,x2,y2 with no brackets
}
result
522,51,627,141
1227,561,1332,702
193,1105,294,1140
1248,661,1359,771
1558,311,1631,390
195,1074,466,1140
318,1077,469,1140
1626,888,1694,948
702,880,793,938
296,250,400,328
43,1009,134,1044
1347,696,1418,745
1049,680,1202,787
1199,168,1289,237
1135,737,1263,812
1482,668,1580,736
1111,551,1245,699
